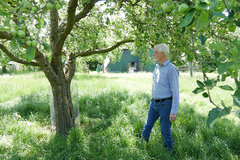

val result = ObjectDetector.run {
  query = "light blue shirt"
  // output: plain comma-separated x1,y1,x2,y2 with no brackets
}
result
151,59,179,114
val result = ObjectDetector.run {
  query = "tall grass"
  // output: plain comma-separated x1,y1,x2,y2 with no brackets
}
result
0,71,239,159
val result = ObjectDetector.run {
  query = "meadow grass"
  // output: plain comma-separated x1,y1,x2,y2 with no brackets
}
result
0,71,239,160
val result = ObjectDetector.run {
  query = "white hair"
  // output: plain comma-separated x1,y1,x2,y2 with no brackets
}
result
154,44,169,57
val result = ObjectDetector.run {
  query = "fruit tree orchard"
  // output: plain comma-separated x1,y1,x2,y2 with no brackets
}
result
0,0,240,135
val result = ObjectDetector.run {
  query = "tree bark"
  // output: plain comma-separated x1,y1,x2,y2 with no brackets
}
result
51,80,75,135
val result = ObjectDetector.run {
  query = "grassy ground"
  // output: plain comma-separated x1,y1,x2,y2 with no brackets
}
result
0,71,239,160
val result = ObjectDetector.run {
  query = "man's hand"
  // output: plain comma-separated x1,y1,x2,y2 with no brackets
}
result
169,114,176,122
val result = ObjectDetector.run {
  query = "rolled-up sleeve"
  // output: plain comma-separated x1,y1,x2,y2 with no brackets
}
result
169,67,179,114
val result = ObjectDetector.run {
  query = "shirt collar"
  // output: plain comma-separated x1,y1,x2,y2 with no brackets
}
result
158,59,169,67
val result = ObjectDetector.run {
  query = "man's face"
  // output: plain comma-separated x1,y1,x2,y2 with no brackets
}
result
153,48,162,61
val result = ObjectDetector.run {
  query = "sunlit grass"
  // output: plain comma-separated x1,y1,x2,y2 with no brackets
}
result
0,72,50,103
0,71,239,159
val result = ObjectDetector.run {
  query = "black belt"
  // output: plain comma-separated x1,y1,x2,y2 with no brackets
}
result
154,97,172,103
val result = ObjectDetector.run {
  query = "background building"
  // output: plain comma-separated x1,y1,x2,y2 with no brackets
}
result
107,49,155,72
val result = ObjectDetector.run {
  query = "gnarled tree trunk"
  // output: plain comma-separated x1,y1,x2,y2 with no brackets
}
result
51,80,75,135
46,51,77,135
36,49,77,135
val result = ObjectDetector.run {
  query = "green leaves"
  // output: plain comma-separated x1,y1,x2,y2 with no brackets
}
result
228,24,236,32
25,46,35,62
4,17,11,27
42,41,51,52
234,20,240,27
230,45,238,57
218,85,234,91
234,78,240,90
162,2,172,12
178,3,189,13
196,11,209,30
212,12,227,18
0,25,11,32
230,39,240,58
199,34,207,46
179,8,196,28
193,88,205,94
206,106,232,128
209,42,225,51
106,17,110,25
22,0,32,10
217,62,233,74
10,39,19,50
10,36,23,49
193,80,206,94
233,95,240,106
204,79,217,90
236,109,240,117
197,80,204,88
193,79,228,100
202,92,209,98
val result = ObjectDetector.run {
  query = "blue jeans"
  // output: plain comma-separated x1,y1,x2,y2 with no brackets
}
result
142,99,173,149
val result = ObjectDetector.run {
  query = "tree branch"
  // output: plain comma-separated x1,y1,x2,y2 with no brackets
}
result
0,43,38,66
34,48,60,85
74,0,99,23
64,52,76,82
76,39,134,57
190,29,218,108
222,0,230,13
49,2,66,78
0,31,12,41
54,0,79,56
50,4,59,53
203,73,219,108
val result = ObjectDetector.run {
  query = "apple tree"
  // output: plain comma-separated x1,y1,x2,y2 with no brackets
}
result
0,0,134,135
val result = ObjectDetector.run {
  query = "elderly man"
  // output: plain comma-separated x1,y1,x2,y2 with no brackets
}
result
141,44,179,151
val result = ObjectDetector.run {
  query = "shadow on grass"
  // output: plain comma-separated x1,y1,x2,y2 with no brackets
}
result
171,103,240,159
44,91,240,160
77,90,131,133
0,93,50,125
124,92,151,138
1,90,240,160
